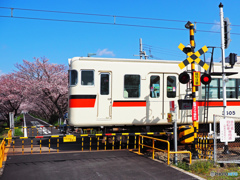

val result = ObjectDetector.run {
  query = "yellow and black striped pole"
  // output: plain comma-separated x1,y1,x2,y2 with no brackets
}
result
189,22,199,159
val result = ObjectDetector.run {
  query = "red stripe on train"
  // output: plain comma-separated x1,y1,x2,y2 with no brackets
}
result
113,101,146,107
198,101,240,107
69,99,96,108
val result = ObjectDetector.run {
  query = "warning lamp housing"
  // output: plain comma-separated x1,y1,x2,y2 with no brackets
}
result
201,73,212,85
179,71,190,84
229,53,237,67
167,113,173,123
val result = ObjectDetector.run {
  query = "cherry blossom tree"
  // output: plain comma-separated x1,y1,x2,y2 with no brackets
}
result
0,73,26,124
0,57,68,124
15,57,68,123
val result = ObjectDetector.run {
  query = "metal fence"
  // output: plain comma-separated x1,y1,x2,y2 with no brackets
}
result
213,114,240,163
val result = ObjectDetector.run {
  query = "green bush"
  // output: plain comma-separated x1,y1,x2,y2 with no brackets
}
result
14,128,24,136
176,161,190,171
49,114,59,125
189,160,214,174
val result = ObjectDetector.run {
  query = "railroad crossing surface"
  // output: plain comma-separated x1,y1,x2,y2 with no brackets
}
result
1,114,203,180
1,151,200,180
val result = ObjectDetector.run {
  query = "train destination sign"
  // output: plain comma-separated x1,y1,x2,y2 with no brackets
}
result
178,43,209,71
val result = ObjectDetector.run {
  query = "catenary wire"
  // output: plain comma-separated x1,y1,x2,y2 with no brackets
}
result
1,15,240,35
1,6,240,27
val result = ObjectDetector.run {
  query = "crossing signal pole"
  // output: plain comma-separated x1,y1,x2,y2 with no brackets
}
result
187,22,199,159
178,21,209,159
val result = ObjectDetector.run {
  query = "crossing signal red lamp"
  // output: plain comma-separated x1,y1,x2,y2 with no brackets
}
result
179,71,190,84
201,73,211,85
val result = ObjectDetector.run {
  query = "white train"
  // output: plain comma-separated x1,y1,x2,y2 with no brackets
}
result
67,57,240,129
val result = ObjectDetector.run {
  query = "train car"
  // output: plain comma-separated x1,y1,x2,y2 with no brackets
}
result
67,57,240,131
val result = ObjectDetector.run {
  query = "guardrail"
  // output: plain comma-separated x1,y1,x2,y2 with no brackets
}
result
138,135,192,165
0,140,5,168
0,130,12,168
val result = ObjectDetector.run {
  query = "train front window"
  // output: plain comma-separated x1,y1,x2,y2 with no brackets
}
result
69,70,78,86
167,76,176,98
150,76,160,98
124,75,140,98
81,70,94,86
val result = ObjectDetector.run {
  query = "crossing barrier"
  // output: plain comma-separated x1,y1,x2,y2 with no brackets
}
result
0,132,172,155
197,134,214,160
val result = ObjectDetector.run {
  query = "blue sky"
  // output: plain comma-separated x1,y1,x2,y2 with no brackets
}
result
0,0,239,74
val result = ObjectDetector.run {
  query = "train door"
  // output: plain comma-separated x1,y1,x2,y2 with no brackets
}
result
97,72,112,120
147,74,163,122
163,74,178,120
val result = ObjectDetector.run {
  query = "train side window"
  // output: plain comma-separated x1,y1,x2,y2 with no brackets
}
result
167,76,176,98
202,78,219,99
238,79,240,98
81,70,94,86
124,75,140,98
69,70,78,86
100,73,109,95
220,79,236,98
150,76,160,98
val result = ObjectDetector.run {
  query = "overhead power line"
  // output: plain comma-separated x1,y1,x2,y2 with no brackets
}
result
1,6,240,27
2,15,240,35
0,8,240,35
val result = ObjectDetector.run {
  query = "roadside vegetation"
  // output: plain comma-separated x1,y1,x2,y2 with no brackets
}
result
0,122,8,139
175,160,240,179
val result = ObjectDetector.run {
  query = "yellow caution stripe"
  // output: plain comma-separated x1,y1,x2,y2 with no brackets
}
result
51,135,59,138
20,137,28,139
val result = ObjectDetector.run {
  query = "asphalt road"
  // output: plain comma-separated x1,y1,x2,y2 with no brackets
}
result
1,150,199,180
24,113,59,136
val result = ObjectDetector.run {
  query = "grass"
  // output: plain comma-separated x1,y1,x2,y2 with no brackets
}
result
189,160,214,174
14,128,24,136
0,122,8,139
175,160,240,179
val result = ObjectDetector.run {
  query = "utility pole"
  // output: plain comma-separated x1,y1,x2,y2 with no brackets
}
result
219,2,229,154
134,38,148,59
140,38,143,59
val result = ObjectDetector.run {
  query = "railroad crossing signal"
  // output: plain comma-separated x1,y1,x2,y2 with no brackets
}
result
201,73,212,85
178,43,209,71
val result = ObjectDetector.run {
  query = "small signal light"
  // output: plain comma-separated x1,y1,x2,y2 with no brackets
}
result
167,113,172,123
201,73,211,85
179,71,190,84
